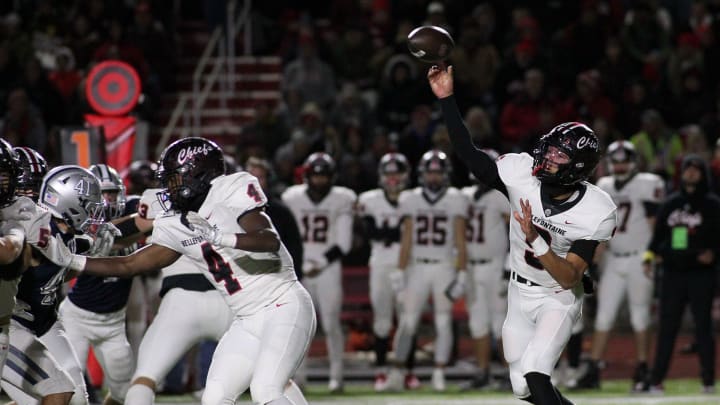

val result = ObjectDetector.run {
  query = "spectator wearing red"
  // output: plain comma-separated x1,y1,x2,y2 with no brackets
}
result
93,19,149,80
620,1,671,83
559,69,615,125
499,68,556,152
48,48,82,101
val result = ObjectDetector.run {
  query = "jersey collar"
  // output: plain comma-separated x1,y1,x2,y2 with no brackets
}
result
540,183,587,217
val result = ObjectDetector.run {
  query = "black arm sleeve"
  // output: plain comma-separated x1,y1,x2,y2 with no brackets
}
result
115,218,142,239
439,95,507,196
267,201,304,280
362,217,400,243
647,202,670,254
568,239,600,268
324,245,344,264
642,201,660,217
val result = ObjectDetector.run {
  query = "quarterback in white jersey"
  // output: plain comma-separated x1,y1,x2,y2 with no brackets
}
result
357,152,413,391
461,158,511,390
281,152,355,392
580,140,664,391
432,64,616,404
61,138,316,405
386,149,468,393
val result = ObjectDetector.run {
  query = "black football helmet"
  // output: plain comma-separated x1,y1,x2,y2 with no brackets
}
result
89,164,127,219
606,140,637,181
127,159,159,195
0,139,20,207
303,152,336,195
378,152,410,194
156,137,225,212
13,146,46,202
418,149,451,192
532,122,600,186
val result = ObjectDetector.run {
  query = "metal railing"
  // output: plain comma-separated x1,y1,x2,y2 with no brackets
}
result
159,0,253,152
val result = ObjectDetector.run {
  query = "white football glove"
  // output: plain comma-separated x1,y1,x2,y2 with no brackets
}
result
1,197,36,222
88,222,122,257
302,256,329,275
0,221,25,242
186,212,236,248
444,270,467,301
389,268,406,295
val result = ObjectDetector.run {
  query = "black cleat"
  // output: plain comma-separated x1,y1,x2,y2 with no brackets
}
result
459,373,490,391
631,363,649,393
574,360,600,389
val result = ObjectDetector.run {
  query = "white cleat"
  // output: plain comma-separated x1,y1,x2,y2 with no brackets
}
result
381,368,405,392
328,379,343,393
431,368,446,392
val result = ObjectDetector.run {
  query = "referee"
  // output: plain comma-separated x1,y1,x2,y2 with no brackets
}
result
643,155,720,394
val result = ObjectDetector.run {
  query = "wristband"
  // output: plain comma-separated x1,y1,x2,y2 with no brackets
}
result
531,236,550,256
68,254,87,272
642,250,655,263
219,234,237,248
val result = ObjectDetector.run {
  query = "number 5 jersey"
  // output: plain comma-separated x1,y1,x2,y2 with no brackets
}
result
151,172,297,317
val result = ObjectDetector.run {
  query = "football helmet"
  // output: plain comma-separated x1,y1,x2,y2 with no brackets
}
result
127,159,158,194
532,122,600,186
0,139,20,207
156,137,225,212
13,146,47,202
89,164,126,219
378,152,410,194
418,149,451,193
39,165,104,233
606,140,637,181
303,152,336,195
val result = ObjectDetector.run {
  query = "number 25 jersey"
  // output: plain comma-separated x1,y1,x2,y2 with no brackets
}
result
151,172,297,317
398,187,468,263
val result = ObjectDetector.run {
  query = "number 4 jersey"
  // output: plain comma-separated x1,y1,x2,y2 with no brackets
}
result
398,187,468,263
497,153,617,288
151,172,297,317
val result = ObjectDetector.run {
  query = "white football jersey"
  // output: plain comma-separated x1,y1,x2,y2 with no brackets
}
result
282,184,356,262
596,173,664,254
497,153,617,288
151,172,297,316
358,189,403,268
137,188,167,222
399,187,468,262
461,186,511,259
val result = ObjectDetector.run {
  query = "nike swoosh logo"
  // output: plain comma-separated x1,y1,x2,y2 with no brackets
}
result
276,302,289,307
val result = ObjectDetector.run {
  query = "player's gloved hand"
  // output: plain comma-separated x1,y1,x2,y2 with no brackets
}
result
0,197,35,222
581,272,596,295
0,220,26,243
186,212,236,248
445,270,467,301
302,257,328,278
389,268,406,295
88,222,122,257
37,233,86,271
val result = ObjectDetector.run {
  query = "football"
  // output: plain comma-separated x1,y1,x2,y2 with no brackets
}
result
407,25,454,63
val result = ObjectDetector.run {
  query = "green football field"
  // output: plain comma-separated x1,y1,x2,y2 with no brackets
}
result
150,379,718,404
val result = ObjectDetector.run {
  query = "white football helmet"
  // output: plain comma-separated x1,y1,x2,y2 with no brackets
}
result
40,165,105,233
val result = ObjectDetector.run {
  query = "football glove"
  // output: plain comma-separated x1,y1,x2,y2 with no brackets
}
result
0,197,35,222
444,270,467,301
389,268,406,294
186,212,236,248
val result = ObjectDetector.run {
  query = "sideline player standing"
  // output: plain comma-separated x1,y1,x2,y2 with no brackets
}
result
357,153,418,391
282,152,356,393
460,160,511,390
577,141,664,390
385,149,469,392
429,65,617,404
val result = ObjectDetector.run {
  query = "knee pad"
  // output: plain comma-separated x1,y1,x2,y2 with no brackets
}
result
250,380,285,405
630,304,650,332
123,384,155,405
434,311,452,331
593,309,614,332
469,311,490,339
373,318,392,338
202,380,231,405
509,363,530,398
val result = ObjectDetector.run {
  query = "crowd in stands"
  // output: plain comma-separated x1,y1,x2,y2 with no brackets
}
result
0,0,177,163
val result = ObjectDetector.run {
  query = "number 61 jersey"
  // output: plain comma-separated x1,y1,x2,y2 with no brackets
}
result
151,172,297,317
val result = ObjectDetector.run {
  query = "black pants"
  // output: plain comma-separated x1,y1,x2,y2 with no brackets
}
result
650,269,716,386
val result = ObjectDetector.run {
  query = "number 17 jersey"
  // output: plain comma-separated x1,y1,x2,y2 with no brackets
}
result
151,172,297,317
